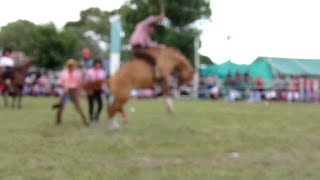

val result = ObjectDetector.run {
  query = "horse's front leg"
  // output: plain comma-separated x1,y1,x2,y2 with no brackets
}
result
3,92,8,107
161,76,174,114
11,94,16,109
17,92,22,109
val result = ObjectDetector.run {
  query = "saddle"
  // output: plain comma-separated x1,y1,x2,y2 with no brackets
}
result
132,46,161,81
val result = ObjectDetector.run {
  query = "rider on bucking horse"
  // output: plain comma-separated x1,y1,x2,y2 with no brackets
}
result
0,48,14,91
129,12,166,80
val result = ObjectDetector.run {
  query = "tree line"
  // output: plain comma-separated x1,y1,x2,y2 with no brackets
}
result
0,0,213,70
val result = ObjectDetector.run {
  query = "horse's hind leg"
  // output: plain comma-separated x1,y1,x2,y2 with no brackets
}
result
17,94,22,109
119,107,128,124
3,93,8,107
107,99,121,130
107,96,128,129
11,94,16,109
161,76,174,114
17,87,23,109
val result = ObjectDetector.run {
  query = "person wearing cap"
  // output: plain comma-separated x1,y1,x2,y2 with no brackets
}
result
84,59,106,123
52,48,94,110
55,59,88,127
129,13,166,80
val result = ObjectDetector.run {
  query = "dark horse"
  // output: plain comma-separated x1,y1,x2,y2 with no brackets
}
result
106,47,194,129
0,60,32,108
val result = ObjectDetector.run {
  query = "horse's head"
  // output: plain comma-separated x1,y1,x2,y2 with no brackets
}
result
12,59,32,85
14,59,32,74
163,47,194,86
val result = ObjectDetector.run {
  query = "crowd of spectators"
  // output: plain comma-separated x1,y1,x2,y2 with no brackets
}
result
22,71,62,97
199,71,320,103
2,67,320,103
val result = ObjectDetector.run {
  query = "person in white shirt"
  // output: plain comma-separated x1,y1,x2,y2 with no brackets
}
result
0,48,14,91
0,48,14,67
85,59,106,123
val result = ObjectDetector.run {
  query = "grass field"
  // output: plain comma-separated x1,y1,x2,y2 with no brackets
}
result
0,97,320,179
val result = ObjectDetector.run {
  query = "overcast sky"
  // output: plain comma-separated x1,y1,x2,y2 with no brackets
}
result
1,0,320,64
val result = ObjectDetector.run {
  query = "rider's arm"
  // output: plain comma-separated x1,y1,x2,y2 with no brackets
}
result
145,40,158,48
139,14,165,28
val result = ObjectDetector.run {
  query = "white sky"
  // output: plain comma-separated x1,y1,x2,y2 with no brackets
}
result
1,0,320,64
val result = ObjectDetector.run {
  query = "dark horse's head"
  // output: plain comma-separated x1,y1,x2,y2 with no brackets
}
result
12,59,32,85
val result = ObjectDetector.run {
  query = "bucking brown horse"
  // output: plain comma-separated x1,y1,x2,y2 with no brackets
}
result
106,46,194,129
0,60,32,108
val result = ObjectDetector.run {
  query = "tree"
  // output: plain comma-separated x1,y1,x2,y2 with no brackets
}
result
25,24,80,69
0,21,80,69
119,0,211,64
64,7,113,59
200,55,215,65
0,20,36,51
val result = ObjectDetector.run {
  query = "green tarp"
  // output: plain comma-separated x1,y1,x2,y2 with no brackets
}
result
201,60,249,78
201,57,320,80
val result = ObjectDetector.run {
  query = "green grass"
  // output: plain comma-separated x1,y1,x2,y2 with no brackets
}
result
1,97,320,179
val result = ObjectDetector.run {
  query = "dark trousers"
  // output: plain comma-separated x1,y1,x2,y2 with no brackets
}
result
87,89,103,121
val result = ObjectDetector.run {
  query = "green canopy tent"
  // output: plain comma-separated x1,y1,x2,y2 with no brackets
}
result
201,60,249,78
251,57,320,78
202,57,320,80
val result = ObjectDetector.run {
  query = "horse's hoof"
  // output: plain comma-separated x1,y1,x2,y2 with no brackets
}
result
122,118,129,125
164,98,175,114
109,120,120,130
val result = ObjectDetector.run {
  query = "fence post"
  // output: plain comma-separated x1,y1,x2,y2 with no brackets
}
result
109,15,122,76
193,36,200,99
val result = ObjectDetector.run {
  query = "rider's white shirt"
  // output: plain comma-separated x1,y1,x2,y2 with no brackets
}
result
0,56,14,67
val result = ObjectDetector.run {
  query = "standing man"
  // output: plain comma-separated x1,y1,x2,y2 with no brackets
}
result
79,48,93,71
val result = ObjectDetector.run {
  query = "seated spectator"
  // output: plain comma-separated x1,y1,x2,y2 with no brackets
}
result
287,76,300,102
227,85,241,102
249,77,264,102
205,73,217,99
273,75,288,100
265,89,277,100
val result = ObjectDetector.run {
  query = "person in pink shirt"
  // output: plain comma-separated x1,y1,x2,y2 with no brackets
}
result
129,13,165,80
55,59,88,127
130,13,165,48
85,59,106,123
